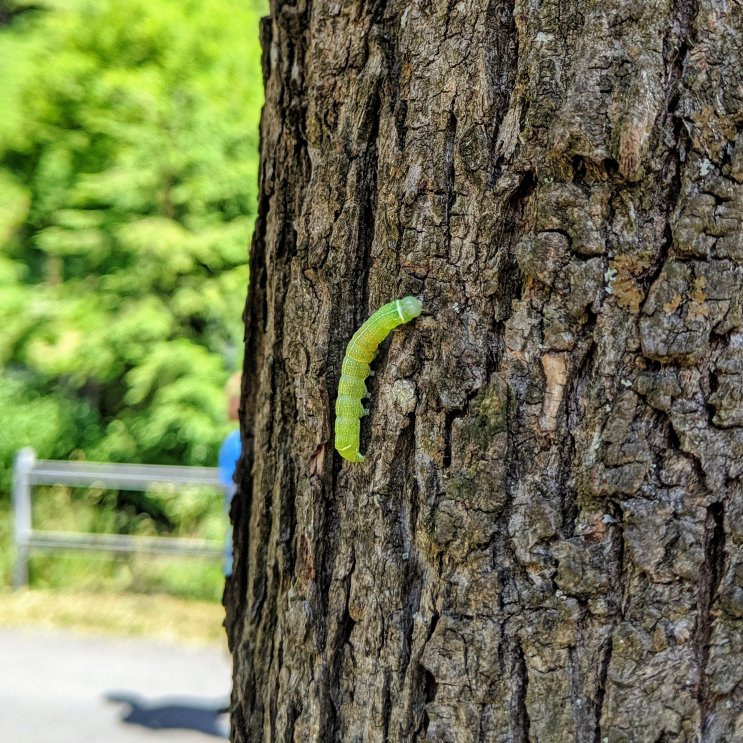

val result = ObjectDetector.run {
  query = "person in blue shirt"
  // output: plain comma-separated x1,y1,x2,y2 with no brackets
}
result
218,373,242,577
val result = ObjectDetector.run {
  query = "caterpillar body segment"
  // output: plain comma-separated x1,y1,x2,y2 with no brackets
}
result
335,296,422,462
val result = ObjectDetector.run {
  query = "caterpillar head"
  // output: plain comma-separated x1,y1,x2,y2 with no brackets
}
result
399,295,423,322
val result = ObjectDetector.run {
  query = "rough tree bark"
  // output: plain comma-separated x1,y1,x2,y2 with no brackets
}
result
225,1,743,741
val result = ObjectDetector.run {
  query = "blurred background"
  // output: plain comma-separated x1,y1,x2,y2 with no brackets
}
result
0,0,265,615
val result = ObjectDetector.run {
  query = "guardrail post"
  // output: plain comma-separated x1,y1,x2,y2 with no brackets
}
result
12,447,36,589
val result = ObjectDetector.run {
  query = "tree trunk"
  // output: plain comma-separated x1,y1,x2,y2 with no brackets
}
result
225,1,743,740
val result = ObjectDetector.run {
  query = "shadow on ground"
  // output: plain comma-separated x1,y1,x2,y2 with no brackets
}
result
106,692,229,738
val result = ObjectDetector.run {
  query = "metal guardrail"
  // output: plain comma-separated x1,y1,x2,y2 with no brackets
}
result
12,447,224,588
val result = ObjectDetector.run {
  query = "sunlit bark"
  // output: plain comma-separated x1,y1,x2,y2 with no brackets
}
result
227,2,743,740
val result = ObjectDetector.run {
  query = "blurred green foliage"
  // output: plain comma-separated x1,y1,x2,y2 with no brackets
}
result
0,0,265,594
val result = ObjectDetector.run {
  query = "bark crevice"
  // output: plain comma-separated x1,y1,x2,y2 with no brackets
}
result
696,501,726,727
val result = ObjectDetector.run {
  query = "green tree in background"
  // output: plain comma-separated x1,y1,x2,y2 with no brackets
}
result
0,0,264,485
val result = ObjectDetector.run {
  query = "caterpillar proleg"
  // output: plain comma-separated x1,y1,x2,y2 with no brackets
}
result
335,296,422,462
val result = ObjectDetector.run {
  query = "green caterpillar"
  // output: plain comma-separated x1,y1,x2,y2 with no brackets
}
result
335,296,423,462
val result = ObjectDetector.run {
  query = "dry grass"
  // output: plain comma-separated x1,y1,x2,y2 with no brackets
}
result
0,588,226,646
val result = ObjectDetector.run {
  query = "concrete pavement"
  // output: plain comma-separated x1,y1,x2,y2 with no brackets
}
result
0,627,230,742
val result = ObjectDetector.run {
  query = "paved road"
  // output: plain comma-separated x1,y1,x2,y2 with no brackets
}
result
0,627,230,742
